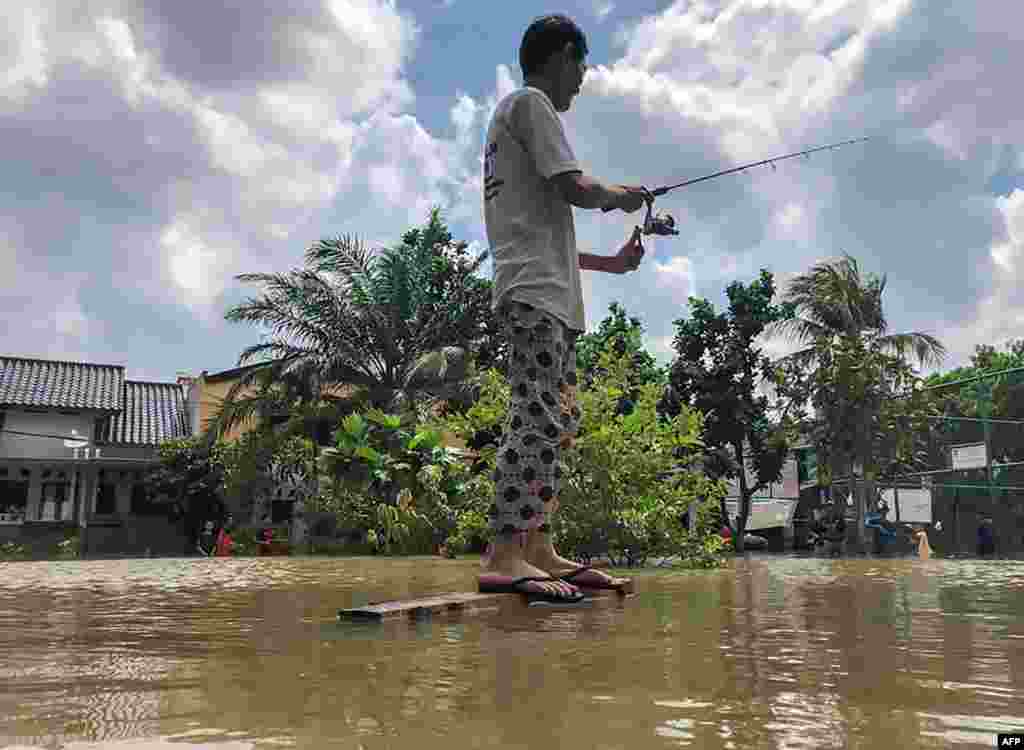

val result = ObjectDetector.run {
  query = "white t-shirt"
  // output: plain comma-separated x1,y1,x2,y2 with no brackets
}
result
483,86,585,333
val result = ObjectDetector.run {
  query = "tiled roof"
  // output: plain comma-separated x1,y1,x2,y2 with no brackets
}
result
96,381,191,446
1,356,192,446
0,356,124,411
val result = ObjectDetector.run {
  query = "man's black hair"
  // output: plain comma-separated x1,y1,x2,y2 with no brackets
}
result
519,14,588,78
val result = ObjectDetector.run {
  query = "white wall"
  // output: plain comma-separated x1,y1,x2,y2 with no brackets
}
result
0,409,98,460
725,455,800,500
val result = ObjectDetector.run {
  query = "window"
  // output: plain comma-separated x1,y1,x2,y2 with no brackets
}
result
95,483,118,515
0,480,28,522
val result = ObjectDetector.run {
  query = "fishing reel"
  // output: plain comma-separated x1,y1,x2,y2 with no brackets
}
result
644,209,679,236
640,190,679,237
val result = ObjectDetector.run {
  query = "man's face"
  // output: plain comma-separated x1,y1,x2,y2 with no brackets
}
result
552,44,586,112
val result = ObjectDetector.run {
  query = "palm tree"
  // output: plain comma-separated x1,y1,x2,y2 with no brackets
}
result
203,209,495,448
770,254,945,371
767,253,946,546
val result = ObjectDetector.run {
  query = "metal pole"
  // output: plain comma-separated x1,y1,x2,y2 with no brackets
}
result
985,417,994,507
953,486,960,555
894,484,901,522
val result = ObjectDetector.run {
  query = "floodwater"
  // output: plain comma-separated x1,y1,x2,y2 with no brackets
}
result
1,555,1022,750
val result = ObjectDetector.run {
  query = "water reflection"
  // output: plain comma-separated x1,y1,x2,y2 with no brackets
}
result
0,555,1021,749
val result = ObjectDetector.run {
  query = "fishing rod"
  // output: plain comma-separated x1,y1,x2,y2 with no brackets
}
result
607,137,871,237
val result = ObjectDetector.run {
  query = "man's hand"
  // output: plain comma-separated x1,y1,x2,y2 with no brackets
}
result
610,185,649,213
606,226,645,274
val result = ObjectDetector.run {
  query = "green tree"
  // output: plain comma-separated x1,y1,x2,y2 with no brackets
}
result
575,302,668,410
147,437,230,548
768,254,946,546
786,332,943,499
461,302,669,460
660,270,797,552
204,207,499,447
923,339,1024,418
558,343,718,566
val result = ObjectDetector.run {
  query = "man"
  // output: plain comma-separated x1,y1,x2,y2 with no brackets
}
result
196,519,216,557
911,525,933,560
824,509,846,558
215,514,235,557
977,517,996,556
478,15,650,605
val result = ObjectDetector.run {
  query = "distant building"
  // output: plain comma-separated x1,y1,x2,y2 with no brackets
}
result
0,355,191,555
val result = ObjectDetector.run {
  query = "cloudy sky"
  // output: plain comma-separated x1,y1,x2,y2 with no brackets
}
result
2,0,1021,384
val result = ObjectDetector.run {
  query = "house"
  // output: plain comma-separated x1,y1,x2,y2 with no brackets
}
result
183,362,356,532
0,355,192,556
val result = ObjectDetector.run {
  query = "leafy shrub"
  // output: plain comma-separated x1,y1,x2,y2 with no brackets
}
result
315,408,491,554
676,531,729,569
443,508,490,555
55,530,80,560
554,346,725,565
230,526,262,556
425,344,725,567
0,541,29,560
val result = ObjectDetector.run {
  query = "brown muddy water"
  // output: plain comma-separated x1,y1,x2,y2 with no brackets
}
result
1,555,1022,750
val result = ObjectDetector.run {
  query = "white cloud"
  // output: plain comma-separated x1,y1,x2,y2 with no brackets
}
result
654,255,696,294
563,0,1023,371
1,0,1022,385
991,190,1024,274
96,17,137,62
0,0,446,376
594,1,615,22
0,4,49,97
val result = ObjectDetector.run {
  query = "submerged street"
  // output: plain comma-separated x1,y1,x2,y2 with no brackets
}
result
1,555,1022,749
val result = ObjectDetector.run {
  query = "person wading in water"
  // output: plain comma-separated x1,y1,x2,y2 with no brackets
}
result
477,14,650,605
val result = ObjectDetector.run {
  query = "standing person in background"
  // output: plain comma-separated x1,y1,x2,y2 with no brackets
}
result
911,526,933,560
477,14,649,605
196,519,216,556
215,514,235,557
977,517,996,556
824,508,846,558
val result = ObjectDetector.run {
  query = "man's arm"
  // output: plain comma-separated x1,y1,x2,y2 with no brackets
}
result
580,226,645,274
551,171,643,211
579,252,613,272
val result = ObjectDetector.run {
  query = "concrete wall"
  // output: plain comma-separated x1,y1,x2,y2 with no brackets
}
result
194,376,260,442
0,409,101,460
83,517,191,557
929,490,1024,555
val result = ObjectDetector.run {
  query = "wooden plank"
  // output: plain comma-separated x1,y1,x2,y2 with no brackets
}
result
339,585,633,622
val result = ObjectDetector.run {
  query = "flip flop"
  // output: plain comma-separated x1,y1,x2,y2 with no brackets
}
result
478,575,586,606
556,566,633,592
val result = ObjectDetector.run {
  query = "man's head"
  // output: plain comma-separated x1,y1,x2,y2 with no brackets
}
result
519,14,588,112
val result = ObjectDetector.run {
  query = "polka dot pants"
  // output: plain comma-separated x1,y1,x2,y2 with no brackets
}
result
489,301,581,535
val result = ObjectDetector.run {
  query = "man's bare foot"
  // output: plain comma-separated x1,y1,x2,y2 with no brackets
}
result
524,537,630,587
480,541,580,598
